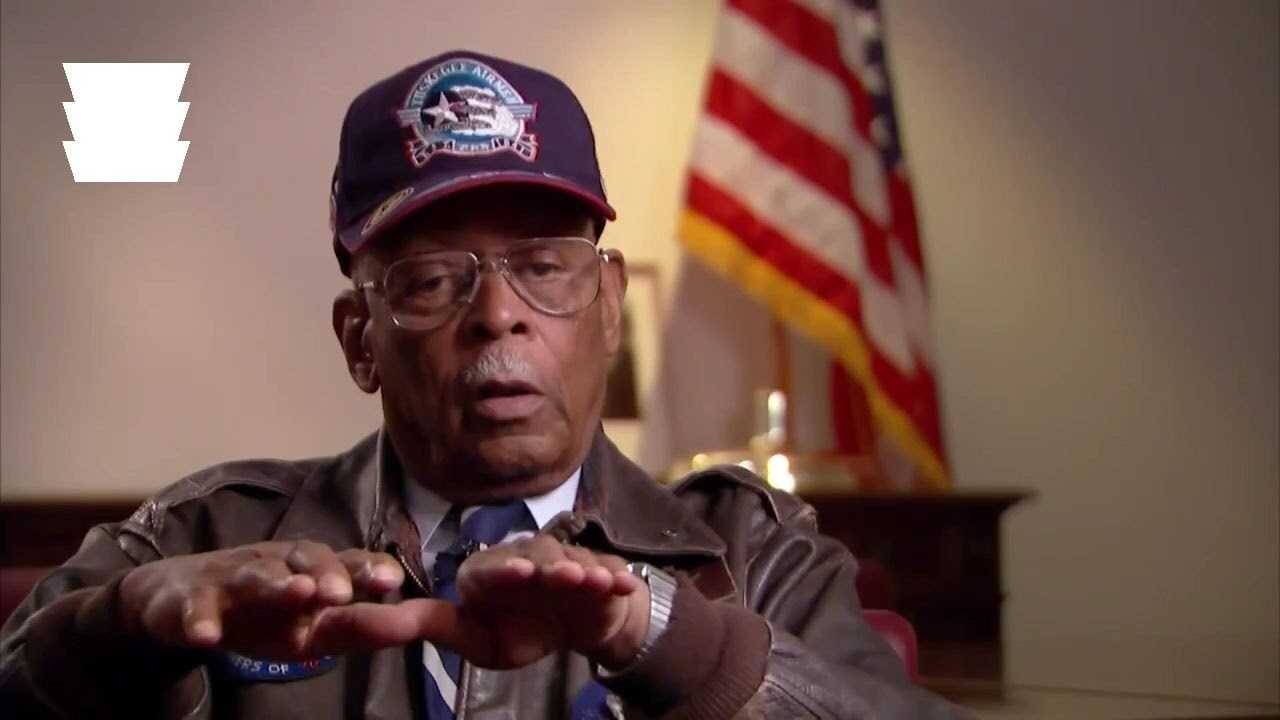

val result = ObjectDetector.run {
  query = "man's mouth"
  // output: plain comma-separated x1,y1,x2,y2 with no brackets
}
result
470,379,545,422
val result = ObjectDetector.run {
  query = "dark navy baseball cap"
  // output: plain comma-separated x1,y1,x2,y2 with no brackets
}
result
329,50,616,276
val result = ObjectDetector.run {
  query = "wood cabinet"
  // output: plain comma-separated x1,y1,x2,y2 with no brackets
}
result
803,490,1031,682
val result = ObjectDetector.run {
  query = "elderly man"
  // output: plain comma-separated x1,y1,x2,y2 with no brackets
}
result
0,51,963,719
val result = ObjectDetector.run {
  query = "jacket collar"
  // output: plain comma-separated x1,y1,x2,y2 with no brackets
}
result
574,426,725,560
355,420,732,548
356,426,726,556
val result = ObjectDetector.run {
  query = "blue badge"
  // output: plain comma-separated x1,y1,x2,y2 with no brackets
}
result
571,680,623,720
218,651,338,682
398,57,538,168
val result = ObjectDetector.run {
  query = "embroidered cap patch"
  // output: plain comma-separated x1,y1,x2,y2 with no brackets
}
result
397,58,538,167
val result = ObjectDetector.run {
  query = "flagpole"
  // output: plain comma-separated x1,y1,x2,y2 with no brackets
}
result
769,317,795,452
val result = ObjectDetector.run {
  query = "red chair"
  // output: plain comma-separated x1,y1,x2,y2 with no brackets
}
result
863,608,920,680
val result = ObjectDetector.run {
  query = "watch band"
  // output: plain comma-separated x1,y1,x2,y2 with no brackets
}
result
625,561,676,665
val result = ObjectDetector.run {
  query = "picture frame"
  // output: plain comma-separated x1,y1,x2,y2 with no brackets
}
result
602,262,662,461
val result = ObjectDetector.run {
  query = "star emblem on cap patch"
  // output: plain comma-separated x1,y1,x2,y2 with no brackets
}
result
397,58,538,167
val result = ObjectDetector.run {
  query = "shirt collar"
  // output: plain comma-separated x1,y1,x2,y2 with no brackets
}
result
402,467,581,552
525,467,581,529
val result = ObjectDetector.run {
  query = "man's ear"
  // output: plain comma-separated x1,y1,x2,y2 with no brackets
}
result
333,289,380,394
600,249,628,357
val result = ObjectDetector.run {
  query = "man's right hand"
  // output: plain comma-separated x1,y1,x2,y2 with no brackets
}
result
118,540,406,660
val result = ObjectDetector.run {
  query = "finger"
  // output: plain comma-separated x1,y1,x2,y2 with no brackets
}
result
456,551,537,601
284,540,352,604
521,535,580,589
460,537,533,571
337,549,404,595
560,544,602,568
536,545,628,595
181,584,226,648
221,545,268,565
589,551,629,574
532,552,639,654
590,552,644,595
523,535,570,568
226,557,316,607
306,599,463,656
545,560,641,597
558,546,615,593
537,557,590,590
610,568,644,595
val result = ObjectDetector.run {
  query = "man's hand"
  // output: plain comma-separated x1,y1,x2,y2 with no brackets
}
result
118,536,653,672
418,535,652,671
118,540,410,660
460,532,650,666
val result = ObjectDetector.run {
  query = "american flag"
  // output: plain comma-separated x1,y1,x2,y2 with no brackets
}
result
679,0,947,488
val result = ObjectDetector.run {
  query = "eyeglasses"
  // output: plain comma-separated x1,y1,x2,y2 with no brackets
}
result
356,236,611,331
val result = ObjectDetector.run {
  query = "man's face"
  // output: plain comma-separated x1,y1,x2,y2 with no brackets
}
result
339,186,625,503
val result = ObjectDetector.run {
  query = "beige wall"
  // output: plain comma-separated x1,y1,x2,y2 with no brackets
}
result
2,0,1276,705
883,0,1279,704
0,0,718,497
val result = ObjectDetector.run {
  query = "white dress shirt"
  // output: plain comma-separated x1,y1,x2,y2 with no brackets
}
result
402,468,582,713
402,467,582,577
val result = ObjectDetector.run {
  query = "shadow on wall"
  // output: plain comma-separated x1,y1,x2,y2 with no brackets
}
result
638,257,772,473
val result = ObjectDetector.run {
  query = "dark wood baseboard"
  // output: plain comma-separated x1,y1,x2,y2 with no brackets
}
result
0,499,141,566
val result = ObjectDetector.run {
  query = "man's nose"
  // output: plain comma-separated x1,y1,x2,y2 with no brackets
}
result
462,267,530,340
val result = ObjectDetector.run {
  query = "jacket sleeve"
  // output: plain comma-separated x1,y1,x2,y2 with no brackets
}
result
598,474,970,720
0,521,210,719
735,516,968,719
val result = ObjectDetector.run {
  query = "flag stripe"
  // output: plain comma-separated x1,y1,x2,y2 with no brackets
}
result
714,4,894,229
688,118,916,373
788,0,890,109
888,171,925,271
783,0,930,279
689,114,869,286
729,0,876,137
704,70,895,283
728,0,919,275
686,173,945,455
704,69,851,215
713,7,856,161
889,239,935,366
681,207,946,483
709,8,899,287
688,173,864,320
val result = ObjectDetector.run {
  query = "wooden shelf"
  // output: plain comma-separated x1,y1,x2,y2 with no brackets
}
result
802,489,1033,682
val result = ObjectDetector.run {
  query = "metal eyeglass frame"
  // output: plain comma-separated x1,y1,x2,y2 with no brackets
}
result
355,236,612,330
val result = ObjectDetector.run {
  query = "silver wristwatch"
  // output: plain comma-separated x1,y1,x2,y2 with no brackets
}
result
624,561,676,664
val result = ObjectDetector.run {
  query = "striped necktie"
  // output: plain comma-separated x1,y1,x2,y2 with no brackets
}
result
422,501,530,719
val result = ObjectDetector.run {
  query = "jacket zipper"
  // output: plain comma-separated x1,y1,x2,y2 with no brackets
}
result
390,543,430,596
390,542,471,719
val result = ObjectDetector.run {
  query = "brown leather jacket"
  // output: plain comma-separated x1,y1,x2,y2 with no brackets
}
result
0,429,965,719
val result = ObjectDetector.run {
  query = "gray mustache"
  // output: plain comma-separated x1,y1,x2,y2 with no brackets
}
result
460,346,538,387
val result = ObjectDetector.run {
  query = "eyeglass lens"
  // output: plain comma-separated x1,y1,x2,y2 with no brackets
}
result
383,238,601,328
